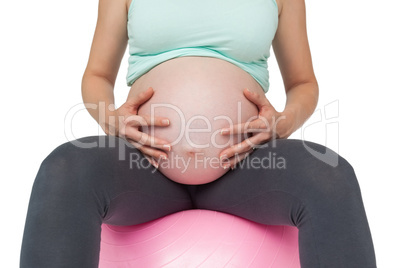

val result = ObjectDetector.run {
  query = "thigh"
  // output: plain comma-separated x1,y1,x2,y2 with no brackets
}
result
41,135,194,225
189,139,376,267
189,139,359,226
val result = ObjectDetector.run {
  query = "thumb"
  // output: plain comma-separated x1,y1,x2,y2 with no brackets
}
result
243,88,271,109
126,87,154,110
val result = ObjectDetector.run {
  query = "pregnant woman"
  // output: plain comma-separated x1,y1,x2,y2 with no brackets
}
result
20,0,377,267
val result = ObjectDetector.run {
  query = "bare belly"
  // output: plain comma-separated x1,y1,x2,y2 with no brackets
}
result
128,56,262,185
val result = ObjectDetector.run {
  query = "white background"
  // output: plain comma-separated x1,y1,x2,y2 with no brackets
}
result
1,0,401,266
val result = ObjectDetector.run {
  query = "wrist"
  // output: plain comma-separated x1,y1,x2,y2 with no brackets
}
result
100,107,119,136
277,108,298,139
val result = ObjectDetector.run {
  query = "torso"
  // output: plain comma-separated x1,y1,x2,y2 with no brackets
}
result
128,57,263,185
125,0,280,184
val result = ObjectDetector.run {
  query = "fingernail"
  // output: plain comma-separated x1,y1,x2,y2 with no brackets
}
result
220,128,229,135
220,154,228,161
223,164,231,169
161,154,167,160
162,119,170,125
246,88,254,94
163,144,171,151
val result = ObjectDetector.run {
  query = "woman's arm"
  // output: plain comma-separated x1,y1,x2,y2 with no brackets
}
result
81,0,128,135
272,0,319,135
218,0,319,168
81,0,171,164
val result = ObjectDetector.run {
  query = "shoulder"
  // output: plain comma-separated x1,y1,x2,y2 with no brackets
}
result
276,0,307,17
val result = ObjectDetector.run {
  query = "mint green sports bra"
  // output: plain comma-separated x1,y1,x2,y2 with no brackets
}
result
126,0,278,93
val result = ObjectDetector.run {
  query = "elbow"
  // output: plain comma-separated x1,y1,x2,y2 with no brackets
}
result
286,77,319,98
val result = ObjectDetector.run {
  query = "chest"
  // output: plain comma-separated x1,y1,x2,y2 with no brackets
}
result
127,0,278,61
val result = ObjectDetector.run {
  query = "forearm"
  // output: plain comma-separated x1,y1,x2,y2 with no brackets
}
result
282,81,319,134
81,73,118,135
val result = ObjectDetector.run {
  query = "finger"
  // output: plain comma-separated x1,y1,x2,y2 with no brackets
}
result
124,127,172,152
220,117,271,135
126,87,154,110
128,140,169,161
124,114,170,128
144,155,159,169
220,133,269,160
124,114,148,128
243,88,272,110
221,148,254,170
139,114,171,127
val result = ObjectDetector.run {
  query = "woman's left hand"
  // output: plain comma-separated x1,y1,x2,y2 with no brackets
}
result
219,88,296,169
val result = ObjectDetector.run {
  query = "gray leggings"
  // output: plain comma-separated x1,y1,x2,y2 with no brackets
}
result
20,136,376,267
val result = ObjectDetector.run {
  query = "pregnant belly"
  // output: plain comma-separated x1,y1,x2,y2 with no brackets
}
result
128,56,262,185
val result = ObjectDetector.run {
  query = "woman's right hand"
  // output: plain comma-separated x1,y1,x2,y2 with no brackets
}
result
113,87,172,168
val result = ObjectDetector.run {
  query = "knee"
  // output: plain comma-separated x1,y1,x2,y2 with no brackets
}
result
288,140,362,202
34,139,86,194
40,135,127,167
313,155,361,202
34,136,120,195
270,139,362,200
40,136,104,170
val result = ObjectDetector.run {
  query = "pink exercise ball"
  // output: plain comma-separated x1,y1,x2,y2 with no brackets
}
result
99,209,300,267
